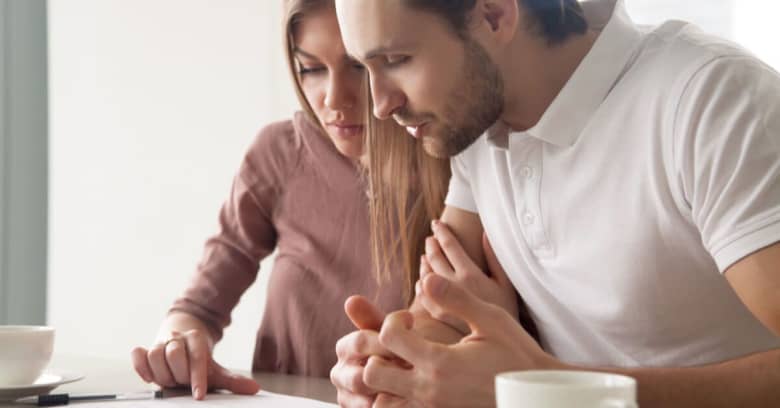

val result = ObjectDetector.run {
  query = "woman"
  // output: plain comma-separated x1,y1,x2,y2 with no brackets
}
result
130,0,450,400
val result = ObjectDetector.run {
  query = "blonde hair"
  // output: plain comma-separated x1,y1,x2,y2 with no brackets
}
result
365,94,451,304
283,0,330,126
283,0,451,304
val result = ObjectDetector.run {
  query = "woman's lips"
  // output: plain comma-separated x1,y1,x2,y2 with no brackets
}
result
328,124,364,138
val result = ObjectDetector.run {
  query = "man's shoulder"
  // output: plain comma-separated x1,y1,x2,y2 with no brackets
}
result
635,20,761,86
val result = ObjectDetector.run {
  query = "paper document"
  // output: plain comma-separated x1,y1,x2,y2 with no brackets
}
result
64,391,337,407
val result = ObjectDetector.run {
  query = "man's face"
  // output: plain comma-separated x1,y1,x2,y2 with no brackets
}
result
336,0,504,158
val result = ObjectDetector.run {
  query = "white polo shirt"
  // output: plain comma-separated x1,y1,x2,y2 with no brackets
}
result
446,0,780,367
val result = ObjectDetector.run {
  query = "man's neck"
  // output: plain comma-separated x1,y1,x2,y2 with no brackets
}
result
500,29,600,131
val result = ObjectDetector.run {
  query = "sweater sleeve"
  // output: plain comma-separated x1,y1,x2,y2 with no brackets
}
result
169,119,302,341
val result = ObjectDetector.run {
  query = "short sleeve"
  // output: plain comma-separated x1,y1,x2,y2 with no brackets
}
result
675,56,780,272
445,153,478,213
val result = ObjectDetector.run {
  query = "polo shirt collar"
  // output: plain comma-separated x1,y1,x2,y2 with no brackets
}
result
488,0,644,148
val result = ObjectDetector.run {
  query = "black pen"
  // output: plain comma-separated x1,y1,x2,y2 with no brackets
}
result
17,390,163,406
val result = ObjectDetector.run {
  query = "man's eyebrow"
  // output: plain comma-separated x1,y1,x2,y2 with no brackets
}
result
363,43,413,60
364,46,392,60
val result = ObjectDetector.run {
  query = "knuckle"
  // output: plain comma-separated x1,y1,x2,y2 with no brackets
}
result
184,328,203,338
377,327,391,347
335,335,349,358
353,332,369,353
485,302,507,321
331,362,349,387
336,392,349,407
329,364,339,386
130,347,147,364
164,342,185,360
148,345,165,361
362,357,382,388
348,368,367,393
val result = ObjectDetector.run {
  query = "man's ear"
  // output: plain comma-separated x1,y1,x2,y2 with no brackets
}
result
470,0,520,46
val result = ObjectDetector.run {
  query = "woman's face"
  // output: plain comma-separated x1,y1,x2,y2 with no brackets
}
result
294,8,367,159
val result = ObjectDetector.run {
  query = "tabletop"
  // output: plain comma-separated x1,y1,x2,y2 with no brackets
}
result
3,354,337,406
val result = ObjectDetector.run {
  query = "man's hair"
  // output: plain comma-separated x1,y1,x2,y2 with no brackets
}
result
404,0,588,44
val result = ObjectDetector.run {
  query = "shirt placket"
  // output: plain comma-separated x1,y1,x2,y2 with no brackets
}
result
508,136,552,257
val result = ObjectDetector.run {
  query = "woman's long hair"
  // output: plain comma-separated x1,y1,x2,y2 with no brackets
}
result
365,87,451,304
283,0,451,304
283,0,328,125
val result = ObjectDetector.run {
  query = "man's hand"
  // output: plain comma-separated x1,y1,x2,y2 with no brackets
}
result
366,274,565,408
417,220,520,333
330,296,392,407
331,295,466,407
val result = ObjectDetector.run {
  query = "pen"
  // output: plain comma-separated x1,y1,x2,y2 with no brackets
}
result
17,390,163,406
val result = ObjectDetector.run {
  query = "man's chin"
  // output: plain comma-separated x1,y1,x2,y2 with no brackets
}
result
422,136,454,159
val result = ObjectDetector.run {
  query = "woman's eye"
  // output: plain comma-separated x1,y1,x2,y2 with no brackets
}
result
299,66,326,76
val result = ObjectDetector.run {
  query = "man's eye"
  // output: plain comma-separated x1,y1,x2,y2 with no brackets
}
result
384,55,410,66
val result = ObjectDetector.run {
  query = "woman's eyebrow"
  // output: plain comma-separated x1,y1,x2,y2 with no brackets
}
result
293,47,318,60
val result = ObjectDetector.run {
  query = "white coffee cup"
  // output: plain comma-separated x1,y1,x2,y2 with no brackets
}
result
0,326,55,386
496,370,638,408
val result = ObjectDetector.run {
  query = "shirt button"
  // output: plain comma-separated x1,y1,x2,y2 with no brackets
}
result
520,166,534,180
522,212,535,225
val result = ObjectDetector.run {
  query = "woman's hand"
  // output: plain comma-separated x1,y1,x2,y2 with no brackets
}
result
130,324,259,399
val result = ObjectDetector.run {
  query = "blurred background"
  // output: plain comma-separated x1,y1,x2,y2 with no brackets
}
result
0,0,778,371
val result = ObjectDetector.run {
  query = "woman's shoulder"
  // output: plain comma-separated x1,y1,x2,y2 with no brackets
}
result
242,112,318,174
246,111,324,157
234,115,300,190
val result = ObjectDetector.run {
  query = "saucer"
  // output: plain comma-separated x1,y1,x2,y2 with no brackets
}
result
0,370,84,401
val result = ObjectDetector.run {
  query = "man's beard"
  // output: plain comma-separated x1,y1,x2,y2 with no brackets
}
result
426,39,504,158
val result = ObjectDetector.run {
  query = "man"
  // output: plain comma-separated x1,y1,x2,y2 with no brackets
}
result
331,0,780,406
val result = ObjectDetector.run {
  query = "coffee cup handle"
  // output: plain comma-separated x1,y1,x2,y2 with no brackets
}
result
600,398,638,408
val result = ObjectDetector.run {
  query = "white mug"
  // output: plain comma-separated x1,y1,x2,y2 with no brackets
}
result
0,326,55,386
496,370,638,408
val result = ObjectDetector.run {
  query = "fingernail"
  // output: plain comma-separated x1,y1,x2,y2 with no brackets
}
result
424,274,447,297
425,237,434,254
415,280,422,296
192,387,200,399
431,219,438,230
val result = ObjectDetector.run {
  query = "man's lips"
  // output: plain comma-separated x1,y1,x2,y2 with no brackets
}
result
400,122,428,138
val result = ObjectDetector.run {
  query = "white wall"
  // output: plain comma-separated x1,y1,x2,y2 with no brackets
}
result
48,0,298,370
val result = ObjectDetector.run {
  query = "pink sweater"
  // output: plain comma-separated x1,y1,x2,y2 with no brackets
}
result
170,112,404,377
